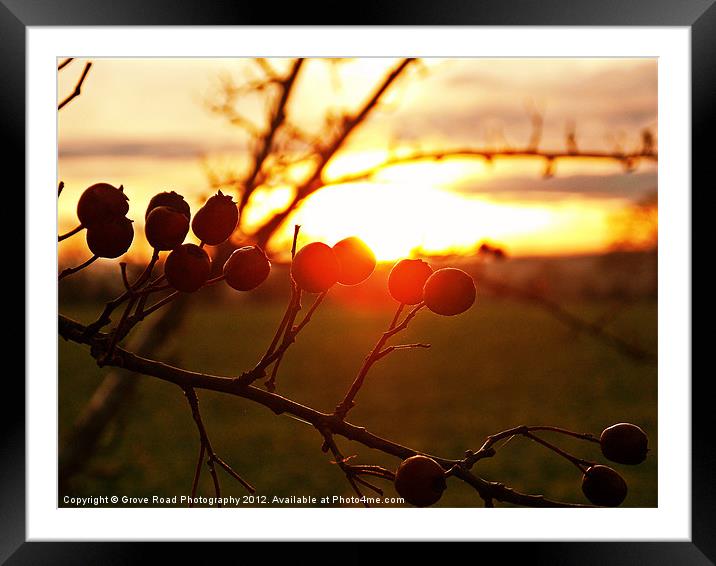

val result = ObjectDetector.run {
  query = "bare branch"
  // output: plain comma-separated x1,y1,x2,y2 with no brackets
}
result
58,58,74,71
325,147,658,187
183,386,255,505
239,58,305,211
333,303,425,420
252,58,417,247
58,313,590,508
58,62,92,110
58,255,98,281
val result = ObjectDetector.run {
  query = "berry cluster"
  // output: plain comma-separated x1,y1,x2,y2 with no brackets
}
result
67,184,274,295
388,258,476,315
289,240,476,317
77,183,134,259
393,422,648,507
143,189,268,294
291,237,377,293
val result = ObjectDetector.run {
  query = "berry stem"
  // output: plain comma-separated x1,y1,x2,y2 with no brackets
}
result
388,303,405,330
333,303,425,420
58,224,84,242
58,255,98,281
463,425,596,473
203,274,226,286
523,431,593,473
527,425,600,444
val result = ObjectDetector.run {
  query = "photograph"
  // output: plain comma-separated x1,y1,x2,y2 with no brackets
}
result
56,56,659,510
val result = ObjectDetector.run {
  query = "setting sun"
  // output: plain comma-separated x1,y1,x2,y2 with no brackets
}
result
284,181,564,261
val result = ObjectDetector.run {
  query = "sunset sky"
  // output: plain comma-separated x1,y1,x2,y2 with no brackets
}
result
58,58,657,262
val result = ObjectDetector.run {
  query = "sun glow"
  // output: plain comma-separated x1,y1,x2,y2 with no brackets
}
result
283,182,564,261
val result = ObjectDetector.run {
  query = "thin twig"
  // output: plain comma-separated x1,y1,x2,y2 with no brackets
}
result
58,224,84,242
183,386,254,507
463,424,597,473
189,443,205,507
58,255,98,281
326,147,658,186
252,59,416,247
333,303,425,420
58,61,92,110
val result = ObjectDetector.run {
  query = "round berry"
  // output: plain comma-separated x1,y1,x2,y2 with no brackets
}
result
145,206,189,251
165,244,212,293
388,259,433,305
581,465,627,507
86,217,134,258
76,183,129,228
145,191,190,220
600,423,648,465
332,236,376,286
423,268,476,316
191,190,239,246
291,242,339,293
223,246,271,291
394,455,447,507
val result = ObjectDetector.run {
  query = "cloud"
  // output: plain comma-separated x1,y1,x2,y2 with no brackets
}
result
451,171,657,202
58,139,247,160
376,59,657,151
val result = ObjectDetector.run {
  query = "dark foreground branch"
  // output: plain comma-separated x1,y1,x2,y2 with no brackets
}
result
59,313,589,508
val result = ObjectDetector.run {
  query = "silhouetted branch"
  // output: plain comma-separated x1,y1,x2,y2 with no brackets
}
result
325,147,658,186
239,58,305,211
252,58,417,246
58,61,92,110
58,58,74,71
58,313,591,508
183,386,255,506
334,302,426,420
58,255,98,280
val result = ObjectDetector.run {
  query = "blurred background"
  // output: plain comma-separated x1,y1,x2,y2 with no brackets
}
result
58,58,657,507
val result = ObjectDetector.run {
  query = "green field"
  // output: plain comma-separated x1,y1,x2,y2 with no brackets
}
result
59,294,657,507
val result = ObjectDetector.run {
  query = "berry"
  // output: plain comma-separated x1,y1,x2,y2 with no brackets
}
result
86,216,134,258
191,190,239,246
76,183,129,228
581,465,627,507
423,268,476,316
145,206,190,251
388,259,433,305
223,246,271,291
600,423,648,465
165,244,212,292
394,455,447,507
291,242,339,293
332,236,376,286
145,191,190,220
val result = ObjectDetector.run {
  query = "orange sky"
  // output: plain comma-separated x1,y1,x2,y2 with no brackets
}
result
58,58,657,263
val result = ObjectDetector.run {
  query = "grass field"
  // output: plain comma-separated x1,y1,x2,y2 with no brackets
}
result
59,293,657,508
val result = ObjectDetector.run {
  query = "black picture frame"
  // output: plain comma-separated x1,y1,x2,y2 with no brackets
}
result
7,0,706,562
